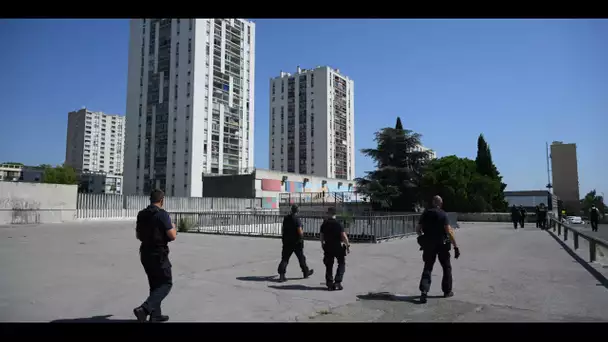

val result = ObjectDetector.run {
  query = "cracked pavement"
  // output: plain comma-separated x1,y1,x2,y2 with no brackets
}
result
1,220,607,322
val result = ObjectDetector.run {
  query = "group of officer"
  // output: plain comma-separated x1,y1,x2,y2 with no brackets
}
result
133,190,459,322
510,204,550,230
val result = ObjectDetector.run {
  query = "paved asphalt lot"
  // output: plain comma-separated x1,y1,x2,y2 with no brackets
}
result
1,221,607,322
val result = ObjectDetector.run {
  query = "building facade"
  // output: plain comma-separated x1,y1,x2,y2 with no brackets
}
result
65,108,125,176
413,144,437,160
124,18,256,197
550,141,580,209
0,164,44,183
269,66,355,180
202,168,358,209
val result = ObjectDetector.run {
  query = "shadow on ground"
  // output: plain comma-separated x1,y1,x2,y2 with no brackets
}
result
547,231,608,290
51,315,136,323
268,284,328,291
236,275,302,283
357,292,444,305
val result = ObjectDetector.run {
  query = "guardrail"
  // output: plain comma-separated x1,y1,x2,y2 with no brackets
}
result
549,218,608,263
169,212,421,243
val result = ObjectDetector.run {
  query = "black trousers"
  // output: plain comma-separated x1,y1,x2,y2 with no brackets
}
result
277,242,309,275
512,219,519,229
323,245,346,284
591,220,599,232
519,218,525,228
539,217,547,229
419,244,452,294
140,249,173,317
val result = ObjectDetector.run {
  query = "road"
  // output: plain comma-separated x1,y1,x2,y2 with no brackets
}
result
0,221,607,322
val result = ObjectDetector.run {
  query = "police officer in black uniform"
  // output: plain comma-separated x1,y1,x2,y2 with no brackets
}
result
417,196,460,304
510,205,520,229
277,205,314,282
320,207,350,291
133,189,177,322
518,205,527,228
535,205,540,228
538,203,548,230
590,204,601,232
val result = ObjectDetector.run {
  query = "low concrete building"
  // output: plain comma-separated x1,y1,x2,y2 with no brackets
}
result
203,168,359,209
504,190,559,214
79,172,123,194
0,164,45,183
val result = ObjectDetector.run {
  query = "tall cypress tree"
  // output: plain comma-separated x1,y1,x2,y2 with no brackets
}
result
395,117,403,130
475,134,507,211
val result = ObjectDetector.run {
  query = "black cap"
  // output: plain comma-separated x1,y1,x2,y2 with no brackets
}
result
291,205,299,214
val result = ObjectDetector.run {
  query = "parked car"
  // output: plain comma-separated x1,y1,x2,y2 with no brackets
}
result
566,216,583,224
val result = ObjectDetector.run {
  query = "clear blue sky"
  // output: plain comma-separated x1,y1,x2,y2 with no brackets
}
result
1,19,606,197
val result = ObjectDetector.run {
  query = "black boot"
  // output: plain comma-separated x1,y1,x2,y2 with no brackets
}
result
149,315,170,322
278,274,287,283
303,269,314,279
133,306,148,322
420,292,428,304
334,282,343,291
444,291,454,298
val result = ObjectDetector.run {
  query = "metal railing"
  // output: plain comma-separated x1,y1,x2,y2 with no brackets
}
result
549,218,608,263
169,212,421,243
76,193,262,219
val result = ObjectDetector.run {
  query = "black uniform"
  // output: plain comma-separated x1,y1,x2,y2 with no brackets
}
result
418,208,452,295
277,214,311,277
320,218,346,287
511,206,520,229
590,207,600,232
535,206,540,228
538,206,548,230
136,205,174,319
518,206,527,228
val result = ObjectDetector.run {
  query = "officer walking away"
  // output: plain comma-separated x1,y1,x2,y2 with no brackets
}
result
133,189,177,322
518,205,527,228
534,205,540,228
510,205,520,229
277,205,314,283
537,203,548,230
590,204,602,232
320,207,350,291
416,196,460,304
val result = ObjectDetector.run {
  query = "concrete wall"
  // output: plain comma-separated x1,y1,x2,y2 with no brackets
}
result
0,182,77,225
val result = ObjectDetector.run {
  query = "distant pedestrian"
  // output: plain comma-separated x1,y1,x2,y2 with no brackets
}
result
510,205,520,229
133,189,176,323
416,196,460,304
518,205,527,228
590,205,602,232
535,205,540,228
537,203,548,230
320,207,350,291
277,205,314,283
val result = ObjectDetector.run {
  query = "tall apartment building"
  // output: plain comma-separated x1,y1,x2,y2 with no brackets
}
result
550,141,580,209
65,108,125,176
269,66,355,180
124,18,256,197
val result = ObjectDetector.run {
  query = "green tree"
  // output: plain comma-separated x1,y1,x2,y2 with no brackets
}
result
395,117,403,130
420,156,506,212
41,164,79,185
355,125,431,211
474,134,508,211
580,190,605,215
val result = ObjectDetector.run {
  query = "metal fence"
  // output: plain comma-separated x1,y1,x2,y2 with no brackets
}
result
169,212,421,243
279,192,367,206
76,193,262,219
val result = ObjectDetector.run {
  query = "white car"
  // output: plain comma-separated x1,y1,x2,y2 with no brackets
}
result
566,216,583,224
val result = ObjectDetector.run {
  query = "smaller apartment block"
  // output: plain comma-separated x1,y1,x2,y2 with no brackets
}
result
269,66,355,180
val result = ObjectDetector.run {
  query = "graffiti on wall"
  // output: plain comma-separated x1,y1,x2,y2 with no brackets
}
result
261,197,279,209
0,198,42,224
